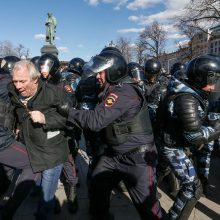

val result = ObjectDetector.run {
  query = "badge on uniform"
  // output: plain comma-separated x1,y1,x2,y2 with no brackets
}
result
104,93,118,107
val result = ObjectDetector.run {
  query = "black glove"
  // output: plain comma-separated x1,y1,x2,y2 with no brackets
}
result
57,102,71,117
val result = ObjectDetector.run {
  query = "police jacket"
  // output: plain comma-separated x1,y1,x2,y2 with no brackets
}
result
157,77,220,148
75,76,99,110
68,80,155,155
8,80,69,173
0,74,15,150
145,80,167,108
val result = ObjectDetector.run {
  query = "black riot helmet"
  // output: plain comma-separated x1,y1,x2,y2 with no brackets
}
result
38,53,60,76
101,46,122,55
173,69,188,82
83,50,127,83
186,54,220,89
30,56,40,69
1,55,20,73
68,57,85,76
144,58,161,76
170,62,185,75
127,62,146,82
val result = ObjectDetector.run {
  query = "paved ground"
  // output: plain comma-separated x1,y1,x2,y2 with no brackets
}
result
13,143,220,220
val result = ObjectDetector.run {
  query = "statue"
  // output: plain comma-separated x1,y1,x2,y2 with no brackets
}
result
45,12,57,45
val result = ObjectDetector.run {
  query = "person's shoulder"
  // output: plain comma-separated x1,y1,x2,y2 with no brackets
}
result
43,82,63,93
113,83,136,92
109,83,139,100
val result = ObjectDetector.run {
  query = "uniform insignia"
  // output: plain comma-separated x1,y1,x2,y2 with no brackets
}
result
104,93,118,107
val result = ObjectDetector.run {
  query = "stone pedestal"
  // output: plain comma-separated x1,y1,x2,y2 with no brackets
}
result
41,44,59,57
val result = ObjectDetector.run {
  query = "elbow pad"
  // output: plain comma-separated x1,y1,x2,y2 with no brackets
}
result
174,94,205,132
183,126,220,147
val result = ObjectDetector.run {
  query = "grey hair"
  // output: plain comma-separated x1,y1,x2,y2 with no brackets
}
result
11,60,41,80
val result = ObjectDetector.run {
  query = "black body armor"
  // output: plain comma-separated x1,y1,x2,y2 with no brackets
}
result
104,84,152,145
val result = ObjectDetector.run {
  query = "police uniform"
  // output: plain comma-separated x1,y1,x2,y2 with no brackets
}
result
157,76,220,220
68,81,165,220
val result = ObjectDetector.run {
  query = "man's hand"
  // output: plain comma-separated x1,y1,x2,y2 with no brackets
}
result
29,111,46,124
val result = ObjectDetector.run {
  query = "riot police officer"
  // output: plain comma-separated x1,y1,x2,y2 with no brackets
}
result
59,50,166,220
127,62,146,92
38,53,80,213
169,62,185,76
75,75,102,184
0,55,20,74
68,57,85,76
157,54,220,220
144,58,167,127
38,53,61,84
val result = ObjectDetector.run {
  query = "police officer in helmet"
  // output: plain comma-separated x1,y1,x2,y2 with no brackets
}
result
1,55,20,74
144,58,167,125
170,62,185,76
127,62,146,91
68,57,85,76
59,50,166,220
38,53,60,84
157,54,220,220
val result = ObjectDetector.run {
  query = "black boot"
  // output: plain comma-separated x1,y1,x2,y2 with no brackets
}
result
199,175,209,197
67,185,78,213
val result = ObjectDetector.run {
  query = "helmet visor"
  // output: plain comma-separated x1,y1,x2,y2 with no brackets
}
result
130,67,146,81
82,55,113,79
38,59,54,73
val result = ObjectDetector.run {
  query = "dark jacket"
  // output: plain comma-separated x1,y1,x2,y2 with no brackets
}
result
8,80,69,172
68,82,155,155
0,74,15,150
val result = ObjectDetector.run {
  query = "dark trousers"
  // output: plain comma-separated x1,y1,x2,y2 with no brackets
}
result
62,154,78,186
0,141,37,187
89,151,165,220
0,141,37,218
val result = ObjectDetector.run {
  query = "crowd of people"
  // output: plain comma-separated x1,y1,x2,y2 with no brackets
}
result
0,47,220,220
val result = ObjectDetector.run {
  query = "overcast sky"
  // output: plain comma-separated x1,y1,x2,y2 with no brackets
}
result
0,0,190,61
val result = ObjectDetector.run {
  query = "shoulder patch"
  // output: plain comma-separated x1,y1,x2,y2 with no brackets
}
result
104,93,118,107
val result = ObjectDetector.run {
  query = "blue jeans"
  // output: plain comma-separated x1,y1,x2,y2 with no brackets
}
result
36,164,63,220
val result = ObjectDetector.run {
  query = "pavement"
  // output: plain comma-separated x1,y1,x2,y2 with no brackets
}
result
12,141,220,220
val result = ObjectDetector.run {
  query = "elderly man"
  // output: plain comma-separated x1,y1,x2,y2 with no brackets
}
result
8,60,69,220
0,63,37,220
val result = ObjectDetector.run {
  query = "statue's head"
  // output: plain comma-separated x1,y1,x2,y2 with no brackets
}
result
47,12,52,17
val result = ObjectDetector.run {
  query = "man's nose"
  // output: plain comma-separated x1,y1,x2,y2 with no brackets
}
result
15,82,22,89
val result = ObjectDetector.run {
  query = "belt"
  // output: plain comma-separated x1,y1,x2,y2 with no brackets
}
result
124,144,149,155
